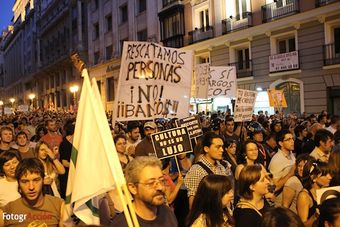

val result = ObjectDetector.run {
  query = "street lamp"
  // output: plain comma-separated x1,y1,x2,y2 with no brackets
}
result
9,98,15,109
69,85,79,109
0,101,3,115
28,93,36,111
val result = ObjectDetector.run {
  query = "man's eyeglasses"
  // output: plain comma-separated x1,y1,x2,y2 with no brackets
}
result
136,178,167,188
283,137,294,142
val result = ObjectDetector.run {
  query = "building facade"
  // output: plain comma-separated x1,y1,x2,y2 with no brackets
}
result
1,0,88,110
87,0,159,111
167,0,340,114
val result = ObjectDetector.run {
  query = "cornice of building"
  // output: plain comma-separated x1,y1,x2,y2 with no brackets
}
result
181,2,340,52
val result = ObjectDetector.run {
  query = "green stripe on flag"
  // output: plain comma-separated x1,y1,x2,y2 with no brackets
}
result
65,194,72,204
85,200,99,217
70,146,78,167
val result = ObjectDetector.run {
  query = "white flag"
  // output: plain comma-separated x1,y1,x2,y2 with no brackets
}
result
63,69,126,225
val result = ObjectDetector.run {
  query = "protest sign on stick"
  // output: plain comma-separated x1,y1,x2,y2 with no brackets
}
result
194,63,210,99
208,66,237,98
176,115,203,139
114,41,193,121
267,89,287,112
151,127,193,172
234,89,257,122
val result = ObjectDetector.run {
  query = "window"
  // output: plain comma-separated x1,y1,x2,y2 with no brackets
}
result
197,55,210,64
161,12,184,40
106,45,113,60
235,0,247,19
93,23,99,40
120,4,128,24
334,27,340,55
107,77,115,101
199,9,209,29
237,48,250,69
277,38,295,54
106,14,112,32
137,29,147,41
120,38,128,54
270,31,298,55
93,0,99,10
94,51,100,65
138,0,146,13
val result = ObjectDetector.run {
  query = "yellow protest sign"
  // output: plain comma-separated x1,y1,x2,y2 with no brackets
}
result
267,89,287,108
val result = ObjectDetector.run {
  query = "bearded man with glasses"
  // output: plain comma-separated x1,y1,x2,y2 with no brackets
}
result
111,156,178,227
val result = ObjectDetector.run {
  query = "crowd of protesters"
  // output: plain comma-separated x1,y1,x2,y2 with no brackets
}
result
0,109,339,226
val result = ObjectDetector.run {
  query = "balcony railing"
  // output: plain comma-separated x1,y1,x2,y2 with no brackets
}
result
316,0,340,7
262,0,299,23
222,12,252,34
228,60,253,78
162,0,182,8
188,26,214,44
162,34,184,48
323,43,340,65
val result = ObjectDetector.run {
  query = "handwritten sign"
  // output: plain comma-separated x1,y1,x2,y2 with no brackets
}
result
208,66,236,98
176,115,203,139
115,42,193,121
267,89,287,108
4,107,13,115
17,105,29,112
269,51,299,73
234,89,257,122
194,63,210,98
151,127,193,159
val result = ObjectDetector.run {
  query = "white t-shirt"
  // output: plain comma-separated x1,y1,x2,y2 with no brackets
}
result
0,178,21,208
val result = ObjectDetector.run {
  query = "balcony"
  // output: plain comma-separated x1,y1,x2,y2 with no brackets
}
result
162,0,182,8
323,43,340,65
262,0,299,23
162,34,184,48
228,60,253,78
316,0,340,7
269,50,300,73
188,26,214,44
222,12,252,34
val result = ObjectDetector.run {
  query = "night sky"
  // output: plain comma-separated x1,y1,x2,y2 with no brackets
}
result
0,0,15,32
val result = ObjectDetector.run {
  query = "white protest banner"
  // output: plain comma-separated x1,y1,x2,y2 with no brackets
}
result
4,107,13,115
234,89,257,122
194,63,210,98
316,186,340,205
151,127,193,159
115,41,193,121
17,105,29,112
176,115,203,139
208,66,237,98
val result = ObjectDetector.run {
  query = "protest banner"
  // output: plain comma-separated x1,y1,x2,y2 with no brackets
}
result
316,186,340,205
234,89,257,122
114,41,193,121
151,126,193,159
4,107,13,115
208,66,237,98
17,105,29,112
176,115,203,139
267,89,287,108
194,63,210,98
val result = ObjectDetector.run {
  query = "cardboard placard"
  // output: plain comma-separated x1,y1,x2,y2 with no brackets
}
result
151,126,193,159
176,115,203,139
234,89,257,122
267,89,288,108
115,41,193,121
